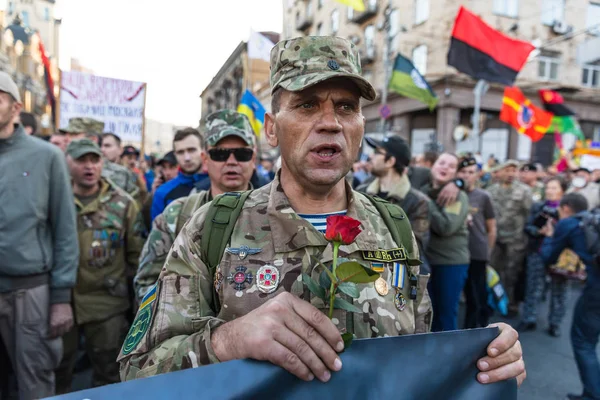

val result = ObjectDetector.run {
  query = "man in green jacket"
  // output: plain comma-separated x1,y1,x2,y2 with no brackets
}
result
0,71,79,399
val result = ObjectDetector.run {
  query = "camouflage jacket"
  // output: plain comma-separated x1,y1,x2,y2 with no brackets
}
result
363,174,431,252
102,159,142,203
134,190,212,301
74,178,146,324
118,176,431,380
487,181,532,243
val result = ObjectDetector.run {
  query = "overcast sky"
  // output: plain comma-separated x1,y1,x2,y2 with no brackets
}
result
57,0,283,126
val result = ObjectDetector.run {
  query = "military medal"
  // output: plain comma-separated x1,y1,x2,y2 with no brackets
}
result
374,277,389,296
392,262,406,289
227,266,253,291
226,245,261,260
394,289,406,311
256,265,279,294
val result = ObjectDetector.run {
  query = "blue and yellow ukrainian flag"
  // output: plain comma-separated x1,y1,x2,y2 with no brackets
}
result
237,89,266,137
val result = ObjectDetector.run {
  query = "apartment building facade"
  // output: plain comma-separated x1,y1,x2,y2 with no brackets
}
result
283,0,600,164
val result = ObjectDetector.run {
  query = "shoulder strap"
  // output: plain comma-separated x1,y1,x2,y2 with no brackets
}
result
363,193,415,260
176,193,206,236
200,191,253,274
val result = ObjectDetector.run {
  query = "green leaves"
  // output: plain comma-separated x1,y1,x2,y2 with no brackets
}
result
333,297,362,313
341,332,354,349
319,270,331,289
302,273,326,301
336,261,380,284
337,282,360,298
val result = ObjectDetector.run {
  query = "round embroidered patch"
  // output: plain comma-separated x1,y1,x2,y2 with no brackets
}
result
122,305,153,355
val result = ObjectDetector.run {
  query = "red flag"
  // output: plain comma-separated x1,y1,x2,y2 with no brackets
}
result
447,6,535,86
500,87,553,142
37,34,56,125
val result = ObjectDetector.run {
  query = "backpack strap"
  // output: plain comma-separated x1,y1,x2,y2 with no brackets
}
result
176,192,208,236
363,193,417,263
200,191,253,274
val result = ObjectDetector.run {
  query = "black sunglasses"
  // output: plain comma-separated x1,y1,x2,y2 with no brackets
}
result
208,148,254,162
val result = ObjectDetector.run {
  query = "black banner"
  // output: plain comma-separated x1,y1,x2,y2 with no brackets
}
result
47,327,516,400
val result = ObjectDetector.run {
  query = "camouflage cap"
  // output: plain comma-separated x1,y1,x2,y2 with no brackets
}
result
60,117,105,135
204,109,255,147
66,138,103,159
270,36,376,101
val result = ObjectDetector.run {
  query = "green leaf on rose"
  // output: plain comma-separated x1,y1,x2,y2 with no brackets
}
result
319,270,331,290
337,282,360,298
302,273,326,301
341,332,354,349
336,261,380,284
333,297,362,313
310,255,336,281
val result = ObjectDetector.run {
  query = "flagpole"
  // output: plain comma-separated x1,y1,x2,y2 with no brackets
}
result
379,1,393,134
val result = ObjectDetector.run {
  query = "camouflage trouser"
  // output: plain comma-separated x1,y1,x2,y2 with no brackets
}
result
522,252,568,326
490,240,528,307
55,313,129,394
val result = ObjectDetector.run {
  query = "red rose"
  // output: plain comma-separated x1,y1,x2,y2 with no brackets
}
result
325,215,362,245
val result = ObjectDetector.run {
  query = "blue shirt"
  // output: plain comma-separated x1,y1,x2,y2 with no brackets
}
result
540,213,597,282
150,171,208,221
144,170,155,193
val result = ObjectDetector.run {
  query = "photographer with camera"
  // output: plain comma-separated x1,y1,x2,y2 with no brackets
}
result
518,177,568,337
537,193,599,400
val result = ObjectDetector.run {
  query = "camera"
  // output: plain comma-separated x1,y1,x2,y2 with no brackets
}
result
533,206,559,229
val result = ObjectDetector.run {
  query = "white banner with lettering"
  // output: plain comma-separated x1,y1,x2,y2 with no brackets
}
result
59,70,146,142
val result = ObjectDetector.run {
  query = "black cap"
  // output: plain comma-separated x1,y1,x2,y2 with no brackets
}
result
365,136,411,167
158,151,177,166
572,167,591,174
121,145,140,157
458,157,477,171
520,163,538,172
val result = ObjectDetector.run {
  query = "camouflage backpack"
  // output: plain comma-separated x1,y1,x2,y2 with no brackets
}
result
197,191,417,276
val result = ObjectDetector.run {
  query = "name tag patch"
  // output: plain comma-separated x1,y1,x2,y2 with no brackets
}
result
362,248,407,262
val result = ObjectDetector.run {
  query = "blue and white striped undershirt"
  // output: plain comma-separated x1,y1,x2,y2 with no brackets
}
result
297,210,347,234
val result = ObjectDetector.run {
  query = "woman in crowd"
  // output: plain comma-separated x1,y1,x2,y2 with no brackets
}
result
519,176,569,337
424,153,470,332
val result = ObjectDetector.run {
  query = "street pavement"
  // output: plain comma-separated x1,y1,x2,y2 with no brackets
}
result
69,284,597,399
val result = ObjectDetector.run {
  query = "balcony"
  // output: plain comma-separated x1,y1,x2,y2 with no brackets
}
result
351,0,378,24
360,44,377,65
296,14,314,31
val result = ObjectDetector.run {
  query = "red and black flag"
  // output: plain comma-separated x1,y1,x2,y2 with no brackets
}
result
447,6,535,86
539,89,575,116
37,33,56,126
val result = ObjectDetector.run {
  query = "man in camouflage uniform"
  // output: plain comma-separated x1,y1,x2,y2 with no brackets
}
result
134,110,257,301
55,139,145,393
488,160,533,315
520,163,544,202
118,36,526,387
61,117,142,203
360,135,431,260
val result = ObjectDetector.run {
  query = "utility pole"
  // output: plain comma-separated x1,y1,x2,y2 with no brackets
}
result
378,1,394,134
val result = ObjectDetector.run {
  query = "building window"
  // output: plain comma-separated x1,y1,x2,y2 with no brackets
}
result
318,0,324,9
365,24,375,57
331,9,339,35
537,54,560,81
415,0,429,24
44,7,50,21
389,9,400,50
7,1,13,15
493,0,518,18
347,6,354,21
582,64,600,88
541,0,564,25
412,45,428,75
316,22,323,36
306,1,313,18
587,2,600,35
21,11,29,27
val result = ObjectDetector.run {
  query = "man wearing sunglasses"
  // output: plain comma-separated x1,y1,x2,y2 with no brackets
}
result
134,110,256,301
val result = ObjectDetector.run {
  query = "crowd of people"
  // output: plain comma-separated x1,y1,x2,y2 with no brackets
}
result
0,34,597,400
